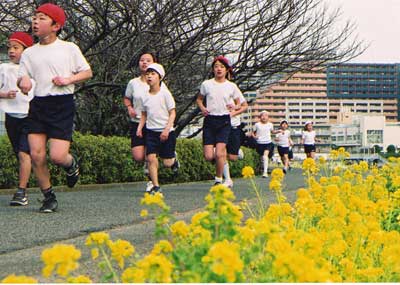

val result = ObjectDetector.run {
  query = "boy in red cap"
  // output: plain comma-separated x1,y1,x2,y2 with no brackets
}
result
0,32,34,206
18,3,92,213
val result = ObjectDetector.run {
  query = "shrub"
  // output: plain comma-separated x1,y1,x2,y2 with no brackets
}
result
0,133,259,189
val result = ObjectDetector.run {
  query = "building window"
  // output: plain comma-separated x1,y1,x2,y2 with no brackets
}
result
367,130,383,144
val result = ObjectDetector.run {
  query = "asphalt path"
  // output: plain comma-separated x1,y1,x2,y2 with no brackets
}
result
0,169,305,281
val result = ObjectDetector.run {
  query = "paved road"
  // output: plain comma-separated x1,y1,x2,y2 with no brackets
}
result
0,169,305,281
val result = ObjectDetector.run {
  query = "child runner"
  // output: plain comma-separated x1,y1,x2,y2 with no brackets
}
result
136,63,179,194
223,94,248,188
0,32,34,206
275,120,293,174
196,56,241,186
18,3,93,213
252,111,278,177
301,121,319,159
123,52,178,192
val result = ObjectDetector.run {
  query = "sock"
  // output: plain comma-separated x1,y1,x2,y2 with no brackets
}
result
215,176,223,184
41,186,54,198
64,155,76,172
223,162,231,181
263,155,269,174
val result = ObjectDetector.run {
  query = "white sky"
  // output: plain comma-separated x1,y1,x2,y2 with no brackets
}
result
326,0,400,63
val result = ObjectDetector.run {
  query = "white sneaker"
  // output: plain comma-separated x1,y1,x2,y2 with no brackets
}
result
238,148,244,160
262,173,269,178
223,179,233,188
145,181,153,192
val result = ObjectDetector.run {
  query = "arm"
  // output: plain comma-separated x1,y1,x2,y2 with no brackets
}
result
52,69,93,86
137,111,147,138
0,90,17,99
196,93,209,116
160,108,176,141
230,98,248,117
123,96,137,119
17,76,33,95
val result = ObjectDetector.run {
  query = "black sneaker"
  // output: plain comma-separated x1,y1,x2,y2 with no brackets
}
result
10,188,28,206
150,186,162,195
39,193,58,213
66,154,80,188
171,154,180,175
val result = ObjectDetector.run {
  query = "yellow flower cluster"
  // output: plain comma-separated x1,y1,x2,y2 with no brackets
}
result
67,275,92,283
10,159,400,283
1,274,37,283
41,244,81,278
241,165,255,178
202,240,244,282
108,239,135,268
141,192,168,209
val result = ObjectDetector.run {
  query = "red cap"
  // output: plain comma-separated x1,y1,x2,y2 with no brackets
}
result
9,32,34,48
212,55,232,71
36,3,66,27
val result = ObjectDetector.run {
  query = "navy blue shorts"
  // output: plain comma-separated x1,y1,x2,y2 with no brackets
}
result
27,95,75,141
203,115,231,145
278,146,290,156
227,127,241,155
130,122,147,147
5,114,30,155
256,142,274,156
304,144,316,154
146,129,176,158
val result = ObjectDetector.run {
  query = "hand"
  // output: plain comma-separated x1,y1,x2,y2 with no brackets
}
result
136,129,143,138
127,106,137,118
18,77,32,94
226,103,235,111
5,90,17,99
160,129,169,142
201,108,209,116
52,76,71,86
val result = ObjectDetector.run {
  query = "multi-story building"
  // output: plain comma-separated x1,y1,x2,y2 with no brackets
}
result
245,67,399,128
327,63,400,121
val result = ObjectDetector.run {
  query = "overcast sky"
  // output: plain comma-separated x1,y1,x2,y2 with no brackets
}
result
327,0,400,63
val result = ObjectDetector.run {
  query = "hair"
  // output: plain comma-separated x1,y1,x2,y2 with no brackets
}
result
280,121,288,127
51,20,63,36
138,50,159,65
304,123,312,131
211,59,233,80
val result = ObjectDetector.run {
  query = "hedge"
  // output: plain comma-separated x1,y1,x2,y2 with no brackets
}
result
0,132,260,189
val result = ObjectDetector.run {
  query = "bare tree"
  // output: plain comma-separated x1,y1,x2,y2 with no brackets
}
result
0,0,365,136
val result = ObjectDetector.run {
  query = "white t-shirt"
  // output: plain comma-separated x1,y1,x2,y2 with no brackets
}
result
0,62,34,117
276,130,291,147
230,92,246,127
254,122,274,144
18,38,91,97
142,89,176,131
302,130,316,145
125,77,169,122
199,79,241,116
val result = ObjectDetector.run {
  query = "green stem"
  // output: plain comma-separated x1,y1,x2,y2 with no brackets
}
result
251,178,265,218
99,245,120,283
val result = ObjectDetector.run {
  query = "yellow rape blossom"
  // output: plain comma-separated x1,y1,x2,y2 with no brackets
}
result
107,239,135,269
271,168,284,181
170,220,190,238
67,275,92,283
140,209,148,217
85,231,110,246
1,275,37,283
41,244,81,278
241,166,255,178
202,240,244,282
141,192,167,209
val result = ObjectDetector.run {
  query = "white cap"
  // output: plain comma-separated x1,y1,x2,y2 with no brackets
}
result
146,63,165,80
305,121,312,126
260,110,269,115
